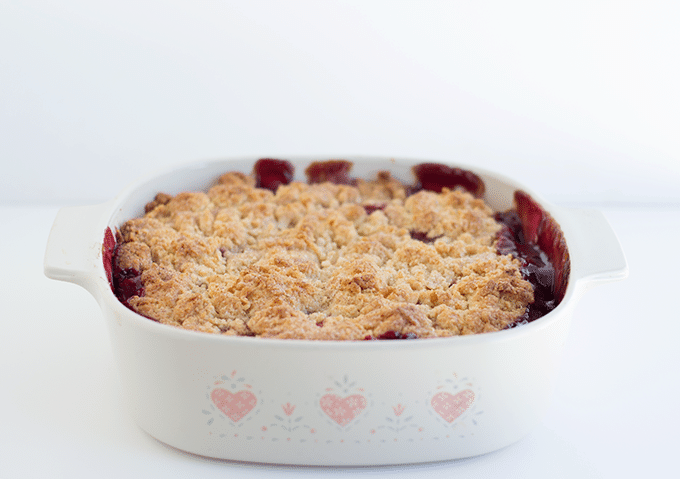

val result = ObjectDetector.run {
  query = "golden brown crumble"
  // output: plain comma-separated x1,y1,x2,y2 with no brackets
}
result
114,169,533,339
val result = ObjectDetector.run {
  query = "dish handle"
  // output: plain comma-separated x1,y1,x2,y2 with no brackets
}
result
559,207,628,289
44,202,112,297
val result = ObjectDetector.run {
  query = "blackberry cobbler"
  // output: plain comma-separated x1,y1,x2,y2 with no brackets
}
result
104,159,568,339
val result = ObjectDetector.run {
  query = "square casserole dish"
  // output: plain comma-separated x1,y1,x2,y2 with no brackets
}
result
44,157,627,465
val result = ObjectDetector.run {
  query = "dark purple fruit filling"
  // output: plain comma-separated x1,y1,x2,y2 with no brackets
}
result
254,158,294,192
412,163,485,198
363,203,386,215
409,231,442,244
106,159,569,336
495,210,557,323
305,160,356,185
495,191,570,325
103,227,116,287
104,227,149,314
514,191,570,302
364,331,419,340
113,266,145,306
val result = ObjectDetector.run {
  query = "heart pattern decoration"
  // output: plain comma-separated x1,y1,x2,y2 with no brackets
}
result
430,390,475,423
211,388,257,422
319,393,367,427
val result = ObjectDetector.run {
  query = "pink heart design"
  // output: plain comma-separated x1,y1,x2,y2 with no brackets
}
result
211,388,257,422
320,394,367,426
431,389,475,423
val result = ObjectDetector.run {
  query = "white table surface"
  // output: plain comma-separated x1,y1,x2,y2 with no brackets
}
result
1,205,678,479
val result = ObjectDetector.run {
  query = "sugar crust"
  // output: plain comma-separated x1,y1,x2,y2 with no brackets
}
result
115,169,534,339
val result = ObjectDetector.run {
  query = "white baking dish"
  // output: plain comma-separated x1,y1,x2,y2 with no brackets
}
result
44,157,627,465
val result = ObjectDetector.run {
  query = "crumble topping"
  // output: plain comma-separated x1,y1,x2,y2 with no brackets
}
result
113,168,534,339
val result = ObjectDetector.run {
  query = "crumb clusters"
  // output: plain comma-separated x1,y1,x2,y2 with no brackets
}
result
114,170,534,339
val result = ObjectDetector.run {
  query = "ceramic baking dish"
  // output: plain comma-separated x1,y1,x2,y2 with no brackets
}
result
44,157,627,465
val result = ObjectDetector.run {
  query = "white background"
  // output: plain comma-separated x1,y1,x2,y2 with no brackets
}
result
1,1,679,478
2,0,679,207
